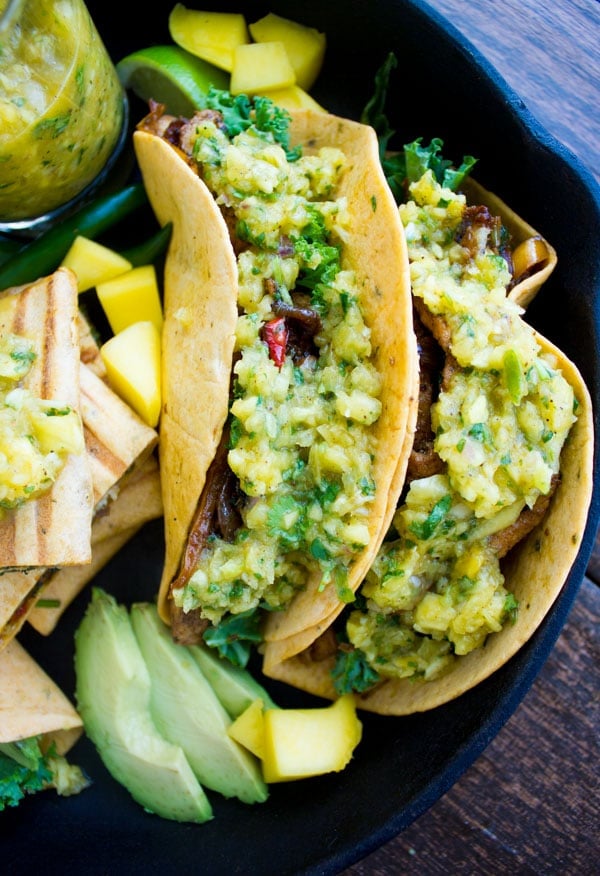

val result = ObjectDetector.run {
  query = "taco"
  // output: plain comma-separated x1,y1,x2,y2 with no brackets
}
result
0,268,93,570
262,163,593,713
0,638,88,810
133,94,419,655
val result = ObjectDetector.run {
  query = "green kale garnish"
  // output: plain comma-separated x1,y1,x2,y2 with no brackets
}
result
203,608,263,668
361,53,477,200
204,88,301,161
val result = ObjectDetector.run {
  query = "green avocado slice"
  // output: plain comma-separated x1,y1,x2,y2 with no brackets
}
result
130,602,268,804
188,642,278,719
74,588,212,824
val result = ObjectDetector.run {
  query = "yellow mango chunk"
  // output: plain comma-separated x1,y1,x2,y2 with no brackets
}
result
30,407,85,455
96,264,163,336
230,42,295,95
249,13,326,91
100,322,161,428
262,694,362,783
227,698,266,759
169,4,249,72
60,236,131,294
255,85,327,113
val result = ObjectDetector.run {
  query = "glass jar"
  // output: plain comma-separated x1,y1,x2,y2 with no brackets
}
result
0,0,127,230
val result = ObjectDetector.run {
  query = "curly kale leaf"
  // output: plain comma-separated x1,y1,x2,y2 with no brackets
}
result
361,54,477,199
204,88,301,160
203,608,263,668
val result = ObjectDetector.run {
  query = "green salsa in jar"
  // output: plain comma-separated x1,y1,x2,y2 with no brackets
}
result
0,0,125,222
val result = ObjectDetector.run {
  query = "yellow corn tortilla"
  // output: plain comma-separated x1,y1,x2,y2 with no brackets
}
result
0,638,82,754
263,332,594,713
0,269,94,570
133,108,419,647
28,454,163,636
462,177,557,309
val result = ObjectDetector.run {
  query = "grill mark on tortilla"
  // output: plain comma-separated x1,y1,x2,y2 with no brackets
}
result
83,426,131,504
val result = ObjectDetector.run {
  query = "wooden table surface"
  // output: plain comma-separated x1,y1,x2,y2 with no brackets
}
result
345,1,600,873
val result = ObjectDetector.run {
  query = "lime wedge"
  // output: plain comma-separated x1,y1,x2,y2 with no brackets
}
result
116,45,229,116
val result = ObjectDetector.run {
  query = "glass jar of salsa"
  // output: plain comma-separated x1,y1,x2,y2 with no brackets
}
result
0,0,127,228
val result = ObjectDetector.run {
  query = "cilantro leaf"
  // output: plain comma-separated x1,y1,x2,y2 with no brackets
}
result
408,493,453,541
203,608,263,668
0,739,53,811
331,646,380,695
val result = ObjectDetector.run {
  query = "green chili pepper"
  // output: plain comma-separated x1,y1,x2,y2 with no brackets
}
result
0,235,20,267
121,222,173,267
503,348,526,404
0,184,148,290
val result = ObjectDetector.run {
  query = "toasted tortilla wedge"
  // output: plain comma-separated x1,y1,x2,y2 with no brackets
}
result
262,333,594,713
28,454,163,636
0,638,82,754
134,108,419,647
0,359,158,650
0,268,93,570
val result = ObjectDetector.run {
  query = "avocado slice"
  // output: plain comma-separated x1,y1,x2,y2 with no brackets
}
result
74,588,212,824
188,642,278,718
130,602,268,804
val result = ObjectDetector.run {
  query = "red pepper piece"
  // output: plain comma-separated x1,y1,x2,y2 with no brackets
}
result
262,316,288,368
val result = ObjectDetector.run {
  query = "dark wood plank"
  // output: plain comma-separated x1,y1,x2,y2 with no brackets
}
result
344,576,600,875
422,0,600,181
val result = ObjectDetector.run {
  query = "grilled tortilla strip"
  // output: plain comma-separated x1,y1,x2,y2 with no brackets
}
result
0,360,158,649
0,269,93,570
28,454,163,636
134,105,418,653
0,638,82,755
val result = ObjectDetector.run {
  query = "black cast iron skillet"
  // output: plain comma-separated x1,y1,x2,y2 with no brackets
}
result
3,2,599,873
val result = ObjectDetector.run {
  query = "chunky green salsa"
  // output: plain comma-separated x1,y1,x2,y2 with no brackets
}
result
172,101,382,625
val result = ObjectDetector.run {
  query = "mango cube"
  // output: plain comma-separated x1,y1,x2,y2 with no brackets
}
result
169,5,249,72
60,235,131,294
100,321,161,428
96,264,163,336
255,85,327,113
227,698,266,759
249,13,326,91
262,694,362,783
230,42,295,95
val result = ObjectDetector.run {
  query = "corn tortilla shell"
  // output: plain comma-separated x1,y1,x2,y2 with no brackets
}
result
134,109,419,644
463,177,557,309
263,332,593,713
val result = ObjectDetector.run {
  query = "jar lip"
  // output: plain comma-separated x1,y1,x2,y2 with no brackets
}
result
0,93,130,238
